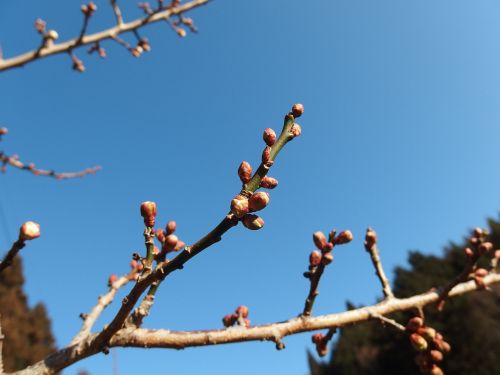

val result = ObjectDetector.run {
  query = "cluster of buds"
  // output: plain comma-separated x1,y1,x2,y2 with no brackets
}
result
88,43,106,58
140,201,157,227
407,317,450,375
305,229,353,276
176,16,197,33
129,259,145,280
156,220,185,255
311,332,331,357
131,38,151,57
222,305,251,328
81,2,97,17
463,228,496,288
19,221,41,241
289,103,304,137
230,192,270,230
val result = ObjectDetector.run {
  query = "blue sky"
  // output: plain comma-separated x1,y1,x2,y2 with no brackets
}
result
1,1,500,374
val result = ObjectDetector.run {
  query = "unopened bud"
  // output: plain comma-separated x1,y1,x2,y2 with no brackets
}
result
72,59,85,72
429,365,444,375
222,314,235,327
473,227,483,237
140,201,157,227
176,28,187,37
495,249,500,259
260,176,278,189
410,333,428,351
417,327,436,341
131,46,143,57
35,19,46,33
479,242,493,254
311,333,325,344
138,38,151,52
321,252,334,265
46,30,59,40
0,128,8,135
230,195,249,218
242,214,264,230
19,221,41,241
291,103,304,118
262,146,271,164
235,305,249,318
429,350,443,362
173,240,185,251
263,128,277,146
291,124,302,137
108,274,118,286
406,317,424,333
155,228,166,243
166,220,177,235
238,161,252,183
248,192,270,212
364,228,377,249
98,47,106,58
335,230,353,245
163,234,178,252
475,268,488,277
313,231,327,251
309,250,322,267
463,247,474,258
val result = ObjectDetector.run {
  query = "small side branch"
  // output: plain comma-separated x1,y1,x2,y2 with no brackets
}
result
364,228,394,299
110,0,124,26
0,239,25,274
369,312,405,332
0,315,4,374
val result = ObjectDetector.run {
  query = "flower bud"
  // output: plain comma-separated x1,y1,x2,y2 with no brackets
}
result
263,128,277,146
223,314,235,327
108,274,118,286
0,128,8,135
313,231,327,251
364,228,377,249
417,327,436,341
235,305,249,318
230,195,249,218
163,234,178,252
291,124,302,137
259,176,278,189
176,28,187,37
131,46,143,57
309,250,322,267
335,230,353,245
238,161,252,184
140,201,157,227
321,252,334,265
479,242,493,254
46,30,59,40
242,214,264,230
430,350,443,362
174,240,186,251
406,317,424,333
463,247,474,258
138,38,151,52
291,103,304,118
248,192,270,212
166,220,177,235
410,333,428,351
262,146,271,164
429,365,444,375
475,268,488,277
495,249,500,259
35,19,46,33
311,333,325,344
155,228,166,243
473,227,483,237
19,221,41,241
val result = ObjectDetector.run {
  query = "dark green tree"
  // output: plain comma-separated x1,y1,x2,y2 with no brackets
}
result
310,218,500,375
0,256,56,372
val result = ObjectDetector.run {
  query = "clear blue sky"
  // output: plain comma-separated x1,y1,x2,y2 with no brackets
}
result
1,1,500,374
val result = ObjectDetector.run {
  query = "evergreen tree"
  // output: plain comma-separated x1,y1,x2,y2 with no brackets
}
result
310,218,500,375
0,256,56,372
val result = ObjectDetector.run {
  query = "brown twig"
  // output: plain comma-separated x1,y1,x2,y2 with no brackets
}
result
369,312,406,331
0,239,25,274
0,0,210,72
364,228,394,299
0,152,100,180
0,315,4,374
110,0,124,26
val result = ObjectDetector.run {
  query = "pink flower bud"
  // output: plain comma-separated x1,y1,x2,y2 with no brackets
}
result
321,252,334,265
473,227,483,237
291,124,301,137
174,240,185,251
19,221,41,241
35,19,46,33
417,327,436,341
0,128,8,135
410,333,428,351
311,333,325,344
248,192,270,212
475,268,488,277
335,230,353,245
479,242,493,254
262,146,272,164
166,220,177,235
429,365,444,375
238,161,252,183
108,274,118,286
430,350,443,362
140,201,157,227
263,128,277,146
155,228,166,243
309,250,322,267
230,195,249,218
364,228,377,249
405,317,424,333
242,214,265,230
463,247,474,258
235,305,249,318
222,314,235,327
291,103,304,118
259,176,278,189
313,231,327,251
163,234,178,252
495,249,500,259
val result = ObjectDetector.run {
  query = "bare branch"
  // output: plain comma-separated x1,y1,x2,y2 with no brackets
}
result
0,239,25,274
0,0,210,72
364,227,394,299
110,0,124,26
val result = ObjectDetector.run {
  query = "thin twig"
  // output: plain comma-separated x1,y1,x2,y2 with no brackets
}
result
0,0,209,72
110,0,124,26
364,228,394,299
303,263,326,316
0,315,4,374
369,312,406,331
0,239,25,274
0,152,100,180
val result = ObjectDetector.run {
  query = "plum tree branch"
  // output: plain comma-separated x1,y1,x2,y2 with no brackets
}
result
0,0,210,72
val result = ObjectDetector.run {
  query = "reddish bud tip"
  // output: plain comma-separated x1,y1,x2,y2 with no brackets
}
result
309,250,322,267
263,128,277,146
430,350,443,362
235,305,249,318
176,28,187,37
291,123,302,137
364,228,377,250
248,192,270,212
313,231,327,251
321,252,334,265
155,228,166,243
259,176,278,189
291,103,304,118
410,333,428,351
223,314,235,327
473,227,483,237
238,161,253,184
463,247,474,258
35,19,46,33
262,146,272,164
475,268,488,277
163,234,178,252
406,317,424,333
311,333,325,344
174,240,186,252
19,221,41,241
429,365,444,375
335,230,353,245
140,201,157,227
242,214,265,230
166,220,177,235
479,242,493,254
230,195,249,218
108,274,118,286
0,128,8,135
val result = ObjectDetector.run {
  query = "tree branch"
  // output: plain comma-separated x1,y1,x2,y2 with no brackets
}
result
0,239,25,274
364,228,394,299
0,0,210,72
